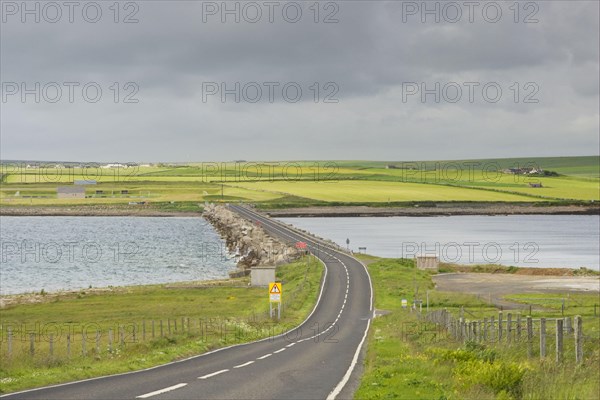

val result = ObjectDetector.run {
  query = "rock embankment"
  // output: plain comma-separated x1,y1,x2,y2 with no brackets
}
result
203,204,300,276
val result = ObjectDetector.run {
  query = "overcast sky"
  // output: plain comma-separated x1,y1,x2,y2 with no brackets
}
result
1,1,598,162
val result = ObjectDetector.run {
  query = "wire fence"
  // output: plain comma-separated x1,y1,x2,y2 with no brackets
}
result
420,308,595,363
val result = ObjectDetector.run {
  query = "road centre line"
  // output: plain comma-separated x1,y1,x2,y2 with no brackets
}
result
136,383,188,398
198,369,229,380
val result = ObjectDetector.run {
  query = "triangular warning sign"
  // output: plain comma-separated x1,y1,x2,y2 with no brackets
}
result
270,284,280,294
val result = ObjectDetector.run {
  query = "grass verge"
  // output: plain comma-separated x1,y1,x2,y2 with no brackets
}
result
354,257,600,400
0,256,323,394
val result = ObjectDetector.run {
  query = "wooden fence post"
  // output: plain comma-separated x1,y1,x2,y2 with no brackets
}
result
526,316,533,358
575,316,583,363
168,319,171,335
82,331,87,356
490,316,495,342
565,317,572,334
67,334,71,358
29,333,35,356
152,320,155,339
174,319,178,333
556,319,563,363
160,320,164,337
7,327,12,357
498,312,503,342
120,326,124,346
96,331,100,354
108,329,113,353
516,313,522,341
142,320,146,341
49,333,54,357
483,318,488,342
507,313,512,344
539,318,546,359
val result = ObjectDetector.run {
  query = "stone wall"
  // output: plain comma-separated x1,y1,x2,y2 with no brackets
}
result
203,204,300,276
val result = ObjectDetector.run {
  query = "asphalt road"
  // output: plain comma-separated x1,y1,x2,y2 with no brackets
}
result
3,205,373,400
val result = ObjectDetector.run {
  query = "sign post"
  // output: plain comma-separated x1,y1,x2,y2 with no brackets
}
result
269,282,282,320
296,241,309,274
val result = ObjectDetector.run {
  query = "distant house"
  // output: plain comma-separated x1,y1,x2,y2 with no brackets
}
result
528,182,543,188
386,165,398,169
502,167,545,175
101,163,129,169
57,186,85,199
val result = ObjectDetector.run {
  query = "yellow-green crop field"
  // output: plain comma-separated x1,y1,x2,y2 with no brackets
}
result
0,156,598,208
226,180,540,202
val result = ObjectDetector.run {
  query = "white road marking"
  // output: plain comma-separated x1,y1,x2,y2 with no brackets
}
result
286,343,296,348
198,369,229,380
327,318,372,400
257,353,272,360
233,361,255,369
136,383,188,398
233,206,375,400
274,348,286,353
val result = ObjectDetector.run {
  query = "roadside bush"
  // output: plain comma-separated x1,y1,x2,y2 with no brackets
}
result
428,342,497,364
454,359,528,399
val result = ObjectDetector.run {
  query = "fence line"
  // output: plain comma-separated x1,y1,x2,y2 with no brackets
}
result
0,312,285,364
422,309,587,364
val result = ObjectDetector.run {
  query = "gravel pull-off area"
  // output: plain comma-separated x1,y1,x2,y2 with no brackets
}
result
433,273,600,309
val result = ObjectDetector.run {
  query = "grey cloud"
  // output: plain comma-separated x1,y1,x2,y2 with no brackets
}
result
1,0,598,161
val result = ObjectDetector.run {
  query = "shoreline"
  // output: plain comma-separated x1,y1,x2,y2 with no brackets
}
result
1,203,599,217
264,204,600,217
0,277,244,309
0,206,202,217
3,261,597,308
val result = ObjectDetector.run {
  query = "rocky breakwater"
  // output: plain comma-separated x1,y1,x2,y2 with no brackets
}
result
203,204,301,277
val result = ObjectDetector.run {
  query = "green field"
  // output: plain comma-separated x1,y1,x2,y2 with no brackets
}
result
1,156,598,208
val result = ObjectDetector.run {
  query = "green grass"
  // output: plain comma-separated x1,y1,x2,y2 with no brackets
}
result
1,156,598,208
504,293,600,318
354,257,600,400
226,181,547,202
0,256,323,394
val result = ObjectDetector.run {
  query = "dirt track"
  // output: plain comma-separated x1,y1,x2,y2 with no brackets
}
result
433,273,600,309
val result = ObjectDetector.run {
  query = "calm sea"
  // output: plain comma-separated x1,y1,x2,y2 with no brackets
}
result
0,216,236,295
279,215,600,270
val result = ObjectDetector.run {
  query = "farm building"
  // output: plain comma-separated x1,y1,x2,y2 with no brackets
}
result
415,255,439,271
57,186,85,199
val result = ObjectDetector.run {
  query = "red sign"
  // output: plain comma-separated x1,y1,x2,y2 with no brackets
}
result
295,241,307,249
